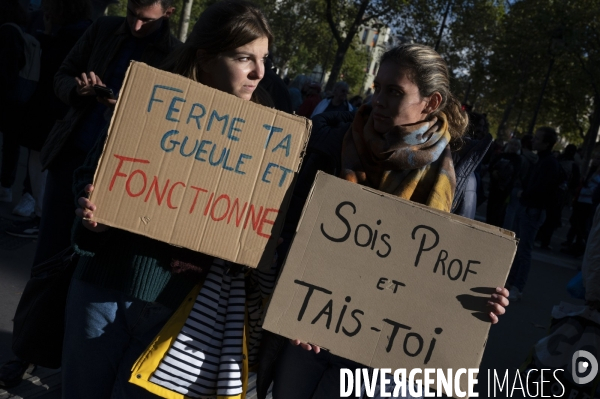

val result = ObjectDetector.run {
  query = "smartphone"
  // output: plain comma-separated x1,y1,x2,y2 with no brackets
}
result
93,85,115,99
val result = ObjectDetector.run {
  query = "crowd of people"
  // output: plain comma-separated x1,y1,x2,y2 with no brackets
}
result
475,120,599,300
0,0,596,398
286,76,359,119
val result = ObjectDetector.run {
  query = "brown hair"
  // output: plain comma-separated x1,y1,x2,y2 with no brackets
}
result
162,0,273,103
42,0,91,26
380,44,468,146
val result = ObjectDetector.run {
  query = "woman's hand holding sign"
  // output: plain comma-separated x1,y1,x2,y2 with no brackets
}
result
290,339,321,354
76,184,109,233
488,287,509,324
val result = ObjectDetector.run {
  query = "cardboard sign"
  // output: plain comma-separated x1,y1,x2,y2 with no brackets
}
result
89,62,311,268
263,172,518,395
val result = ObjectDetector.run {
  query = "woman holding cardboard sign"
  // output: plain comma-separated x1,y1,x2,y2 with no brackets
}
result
68,1,278,398
271,44,510,399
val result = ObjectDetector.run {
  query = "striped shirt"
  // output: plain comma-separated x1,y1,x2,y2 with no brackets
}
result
146,258,277,398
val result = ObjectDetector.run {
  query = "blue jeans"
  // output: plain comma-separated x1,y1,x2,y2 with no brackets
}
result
506,205,546,292
273,342,422,399
62,279,175,399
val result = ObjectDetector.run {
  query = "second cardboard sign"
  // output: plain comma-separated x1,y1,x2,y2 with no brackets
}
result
264,172,518,396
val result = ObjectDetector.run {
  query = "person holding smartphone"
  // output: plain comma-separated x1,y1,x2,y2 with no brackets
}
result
66,1,277,397
1,0,179,389
34,0,177,281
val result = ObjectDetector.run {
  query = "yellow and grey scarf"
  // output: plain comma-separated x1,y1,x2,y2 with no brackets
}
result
341,104,456,212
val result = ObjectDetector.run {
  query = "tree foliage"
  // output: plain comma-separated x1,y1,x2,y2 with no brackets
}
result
107,0,600,154
322,0,407,91
257,0,370,94
396,0,599,152
106,0,207,38
258,0,333,79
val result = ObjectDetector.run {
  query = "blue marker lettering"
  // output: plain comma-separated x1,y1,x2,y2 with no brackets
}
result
209,145,227,166
262,124,284,149
195,140,212,162
235,154,252,175
160,130,180,152
180,136,198,157
222,150,234,171
166,97,186,122
227,118,245,141
278,165,293,187
148,85,183,113
261,162,278,184
207,110,229,135
187,103,206,129
272,134,292,157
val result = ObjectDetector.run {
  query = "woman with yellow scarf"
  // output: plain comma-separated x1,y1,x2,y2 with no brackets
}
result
270,43,510,399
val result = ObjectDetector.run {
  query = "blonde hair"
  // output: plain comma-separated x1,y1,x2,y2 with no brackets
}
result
380,44,468,145
161,0,272,104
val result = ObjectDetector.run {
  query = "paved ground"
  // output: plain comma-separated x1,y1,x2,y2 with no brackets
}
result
0,149,585,398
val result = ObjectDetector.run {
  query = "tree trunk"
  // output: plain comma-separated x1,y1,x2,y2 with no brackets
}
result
581,94,600,177
497,84,523,135
527,57,555,135
178,0,194,42
325,41,353,92
513,98,525,133
434,0,453,51
323,0,369,92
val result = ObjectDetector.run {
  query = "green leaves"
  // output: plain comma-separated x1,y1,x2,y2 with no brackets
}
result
107,0,599,145
397,0,596,144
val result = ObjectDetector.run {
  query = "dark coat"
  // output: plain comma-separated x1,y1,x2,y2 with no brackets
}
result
41,16,180,169
18,20,92,150
520,149,561,210
256,111,492,398
488,152,522,194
